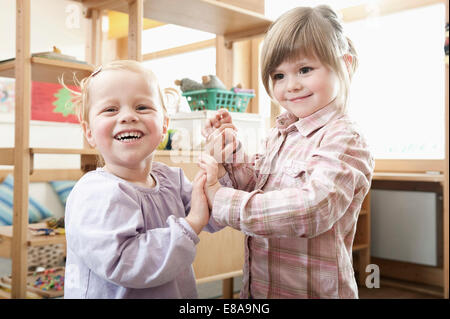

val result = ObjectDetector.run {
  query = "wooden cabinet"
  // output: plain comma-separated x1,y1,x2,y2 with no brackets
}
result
353,193,371,286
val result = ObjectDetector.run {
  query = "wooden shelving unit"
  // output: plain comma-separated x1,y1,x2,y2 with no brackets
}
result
73,0,272,40
0,57,93,85
1,0,272,299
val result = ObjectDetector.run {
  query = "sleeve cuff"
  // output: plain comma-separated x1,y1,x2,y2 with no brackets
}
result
211,187,245,230
167,215,200,245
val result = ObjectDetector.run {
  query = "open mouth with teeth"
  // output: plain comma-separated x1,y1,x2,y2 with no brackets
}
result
114,131,143,142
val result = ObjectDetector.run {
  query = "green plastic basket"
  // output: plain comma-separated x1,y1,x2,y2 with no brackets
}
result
182,88,254,112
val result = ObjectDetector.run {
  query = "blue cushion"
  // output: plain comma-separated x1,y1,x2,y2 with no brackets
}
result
49,180,76,207
0,175,53,226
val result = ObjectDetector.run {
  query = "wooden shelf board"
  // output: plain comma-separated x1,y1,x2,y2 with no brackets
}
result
359,209,368,216
74,0,272,39
352,244,369,251
0,168,85,183
0,223,66,248
373,172,444,183
0,58,93,85
1,148,97,165
30,148,98,155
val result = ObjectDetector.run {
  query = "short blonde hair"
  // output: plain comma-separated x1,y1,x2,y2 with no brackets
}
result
261,5,358,110
62,59,178,124
61,60,178,168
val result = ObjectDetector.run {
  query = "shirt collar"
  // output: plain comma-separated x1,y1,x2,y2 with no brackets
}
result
276,99,343,137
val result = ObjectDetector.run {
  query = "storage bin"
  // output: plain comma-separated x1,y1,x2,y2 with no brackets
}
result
168,111,265,155
182,88,254,112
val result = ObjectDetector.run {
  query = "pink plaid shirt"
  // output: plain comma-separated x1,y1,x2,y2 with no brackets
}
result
212,100,374,298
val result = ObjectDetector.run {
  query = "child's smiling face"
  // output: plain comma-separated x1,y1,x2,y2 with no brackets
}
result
82,69,167,170
271,55,340,118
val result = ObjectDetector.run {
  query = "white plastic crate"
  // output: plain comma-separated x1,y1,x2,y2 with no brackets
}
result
168,111,265,156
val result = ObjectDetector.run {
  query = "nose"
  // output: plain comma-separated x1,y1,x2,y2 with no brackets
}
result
286,74,302,92
119,107,138,123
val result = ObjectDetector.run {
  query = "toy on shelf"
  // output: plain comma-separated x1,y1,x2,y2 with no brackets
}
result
157,129,195,151
28,217,65,236
0,267,65,298
176,75,255,113
231,83,255,94
201,74,226,90
174,78,204,92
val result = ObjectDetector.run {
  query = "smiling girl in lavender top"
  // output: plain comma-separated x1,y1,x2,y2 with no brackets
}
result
63,60,220,299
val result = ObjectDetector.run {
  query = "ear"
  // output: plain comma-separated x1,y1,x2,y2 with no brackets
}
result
343,54,353,73
81,121,96,148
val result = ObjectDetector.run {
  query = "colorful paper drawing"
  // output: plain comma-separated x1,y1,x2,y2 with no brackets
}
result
0,79,79,123
31,81,79,123
0,77,15,115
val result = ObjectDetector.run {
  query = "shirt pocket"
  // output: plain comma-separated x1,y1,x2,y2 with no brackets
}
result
281,159,308,187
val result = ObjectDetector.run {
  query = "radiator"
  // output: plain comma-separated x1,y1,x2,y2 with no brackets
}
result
370,189,439,267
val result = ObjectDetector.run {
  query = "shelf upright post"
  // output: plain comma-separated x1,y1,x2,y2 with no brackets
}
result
12,0,31,299
128,0,143,61
85,8,102,66
82,5,103,172
216,35,233,89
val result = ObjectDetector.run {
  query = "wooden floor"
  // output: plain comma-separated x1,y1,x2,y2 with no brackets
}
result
358,286,437,299
230,287,439,299
226,277,443,299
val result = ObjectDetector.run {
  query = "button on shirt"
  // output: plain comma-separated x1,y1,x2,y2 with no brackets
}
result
214,101,374,298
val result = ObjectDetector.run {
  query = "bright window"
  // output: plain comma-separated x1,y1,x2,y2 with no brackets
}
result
141,25,216,114
142,47,216,114
345,4,446,159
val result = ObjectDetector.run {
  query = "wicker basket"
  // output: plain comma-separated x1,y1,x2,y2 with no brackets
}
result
27,244,65,271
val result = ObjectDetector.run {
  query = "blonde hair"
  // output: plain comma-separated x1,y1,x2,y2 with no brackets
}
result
61,60,179,168
62,59,179,124
261,5,358,111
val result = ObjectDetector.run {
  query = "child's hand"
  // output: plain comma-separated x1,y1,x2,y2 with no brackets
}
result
202,108,234,138
185,171,210,235
204,124,239,165
198,154,222,208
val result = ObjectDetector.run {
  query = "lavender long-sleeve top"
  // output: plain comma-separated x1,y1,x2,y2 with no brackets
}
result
64,162,221,299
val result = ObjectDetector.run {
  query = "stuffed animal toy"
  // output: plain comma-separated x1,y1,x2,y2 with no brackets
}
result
202,75,227,90
174,78,204,92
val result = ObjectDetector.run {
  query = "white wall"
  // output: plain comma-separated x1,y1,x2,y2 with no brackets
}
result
0,0,87,60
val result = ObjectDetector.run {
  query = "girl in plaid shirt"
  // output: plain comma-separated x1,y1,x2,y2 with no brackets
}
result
200,5,374,298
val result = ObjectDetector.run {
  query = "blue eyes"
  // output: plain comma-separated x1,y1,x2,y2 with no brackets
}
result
299,67,313,74
272,67,313,80
273,73,284,80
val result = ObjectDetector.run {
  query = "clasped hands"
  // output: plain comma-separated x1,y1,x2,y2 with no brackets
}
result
197,108,238,208
187,109,238,234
